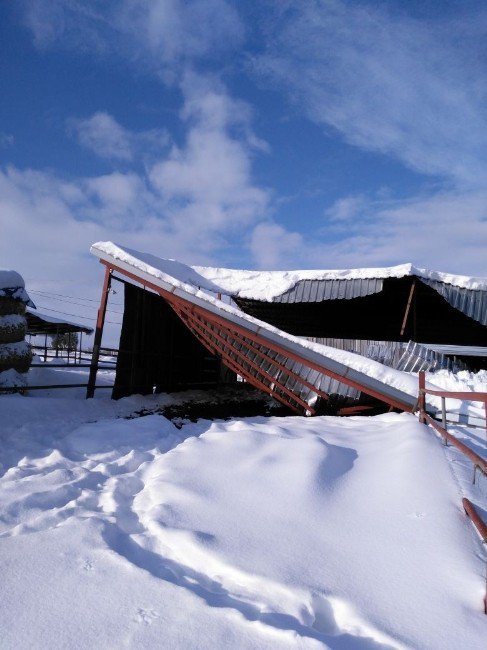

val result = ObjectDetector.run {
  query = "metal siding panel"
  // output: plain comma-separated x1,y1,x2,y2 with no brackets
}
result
272,277,384,303
420,278,487,326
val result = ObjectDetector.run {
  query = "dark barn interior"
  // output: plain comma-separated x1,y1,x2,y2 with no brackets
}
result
235,277,487,346
113,282,224,399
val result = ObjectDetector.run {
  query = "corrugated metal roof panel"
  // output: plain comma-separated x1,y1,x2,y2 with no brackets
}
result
267,275,487,328
273,278,384,303
420,279,487,327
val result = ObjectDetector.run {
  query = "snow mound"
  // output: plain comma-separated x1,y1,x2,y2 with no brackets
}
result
0,402,485,648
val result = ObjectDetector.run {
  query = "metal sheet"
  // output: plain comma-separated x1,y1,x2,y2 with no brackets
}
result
419,279,487,326
273,278,384,303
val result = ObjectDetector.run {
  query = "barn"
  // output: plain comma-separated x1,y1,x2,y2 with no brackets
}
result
87,242,487,413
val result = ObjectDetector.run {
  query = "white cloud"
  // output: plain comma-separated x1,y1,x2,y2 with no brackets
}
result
0,73,270,339
68,112,168,161
251,188,487,275
22,0,109,52
250,221,303,269
255,0,487,186
0,165,211,344
0,133,14,148
118,0,244,64
149,74,269,231
325,195,368,222
69,112,133,161
321,189,487,275
22,0,244,71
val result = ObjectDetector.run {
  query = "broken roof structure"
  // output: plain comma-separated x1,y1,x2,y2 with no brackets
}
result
87,242,487,414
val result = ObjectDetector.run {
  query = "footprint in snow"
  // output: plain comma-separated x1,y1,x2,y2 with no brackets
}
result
408,512,426,519
134,608,159,625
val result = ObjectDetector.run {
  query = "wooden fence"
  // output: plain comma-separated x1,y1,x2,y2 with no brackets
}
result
418,371,487,613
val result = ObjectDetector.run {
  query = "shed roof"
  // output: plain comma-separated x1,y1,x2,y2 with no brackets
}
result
26,309,94,335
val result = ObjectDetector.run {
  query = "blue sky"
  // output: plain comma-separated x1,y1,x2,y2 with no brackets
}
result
1,0,486,338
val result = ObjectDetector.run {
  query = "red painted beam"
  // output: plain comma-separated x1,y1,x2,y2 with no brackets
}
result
176,309,302,414
177,305,317,413
463,498,487,542
337,405,376,416
462,498,487,615
422,389,487,402
424,414,487,477
176,306,314,414
213,319,330,401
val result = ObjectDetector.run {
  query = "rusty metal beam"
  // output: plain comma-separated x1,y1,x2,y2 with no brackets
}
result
208,316,330,401
176,306,312,414
87,264,111,398
462,498,487,615
175,308,302,414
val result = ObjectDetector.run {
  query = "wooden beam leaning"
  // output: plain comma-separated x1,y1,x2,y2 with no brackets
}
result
86,264,112,398
400,279,416,337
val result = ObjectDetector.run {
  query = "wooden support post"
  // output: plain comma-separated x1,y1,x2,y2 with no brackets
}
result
44,333,48,362
400,280,416,337
86,265,111,399
79,331,83,364
418,371,426,423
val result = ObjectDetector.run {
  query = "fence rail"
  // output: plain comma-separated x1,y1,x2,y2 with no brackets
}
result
0,345,119,393
417,371,487,614
0,384,114,392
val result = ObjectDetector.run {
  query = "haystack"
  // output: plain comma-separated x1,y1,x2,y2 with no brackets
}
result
0,270,34,388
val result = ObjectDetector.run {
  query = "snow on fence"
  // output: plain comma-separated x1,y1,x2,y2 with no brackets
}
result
417,371,487,613
0,346,118,393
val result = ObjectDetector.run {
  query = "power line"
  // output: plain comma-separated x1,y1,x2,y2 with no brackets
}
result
35,304,123,326
29,289,124,306
29,291,124,314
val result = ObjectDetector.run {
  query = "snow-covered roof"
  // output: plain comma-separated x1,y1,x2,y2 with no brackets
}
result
91,241,487,301
26,309,94,335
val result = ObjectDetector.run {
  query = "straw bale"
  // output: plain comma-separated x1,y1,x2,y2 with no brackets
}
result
0,298,26,316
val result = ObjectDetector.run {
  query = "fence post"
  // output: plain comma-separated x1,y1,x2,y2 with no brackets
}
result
418,371,426,423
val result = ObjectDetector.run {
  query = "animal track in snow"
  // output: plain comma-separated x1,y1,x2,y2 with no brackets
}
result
134,608,159,625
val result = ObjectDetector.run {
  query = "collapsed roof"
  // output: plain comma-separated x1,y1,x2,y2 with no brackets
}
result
89,241,476,414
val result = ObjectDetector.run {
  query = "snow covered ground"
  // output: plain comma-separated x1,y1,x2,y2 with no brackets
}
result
1,365,486,648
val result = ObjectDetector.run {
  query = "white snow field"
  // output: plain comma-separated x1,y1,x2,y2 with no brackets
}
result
1,382,486,649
